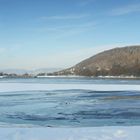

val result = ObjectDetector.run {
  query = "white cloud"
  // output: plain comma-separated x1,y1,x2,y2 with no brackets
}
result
41,14,89,20
110,3,140,16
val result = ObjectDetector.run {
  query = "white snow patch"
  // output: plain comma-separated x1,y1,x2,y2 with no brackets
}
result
0,126,139,140
0,83,140,93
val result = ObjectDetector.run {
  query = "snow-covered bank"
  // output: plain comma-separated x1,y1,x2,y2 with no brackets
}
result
0,83,140,93
0,126,139,140
37,75,85,78
36,75,140,79
97,75,140,79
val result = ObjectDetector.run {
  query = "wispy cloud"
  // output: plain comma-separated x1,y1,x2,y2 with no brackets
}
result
78,0,95,7
38,21,96,38
41,21,96,31
110,3,140,16
41,14,89,20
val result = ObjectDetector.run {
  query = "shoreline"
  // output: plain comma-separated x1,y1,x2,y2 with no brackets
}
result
0,75,140,80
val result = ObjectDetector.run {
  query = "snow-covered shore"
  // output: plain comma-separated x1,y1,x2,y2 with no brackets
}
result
36,75,140,79
0,126,139,140
0,83,140,93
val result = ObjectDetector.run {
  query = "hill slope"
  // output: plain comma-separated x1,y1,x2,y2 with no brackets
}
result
50,46,140,77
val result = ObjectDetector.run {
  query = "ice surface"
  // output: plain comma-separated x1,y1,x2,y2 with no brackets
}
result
0,79,139,139
0,83,140,93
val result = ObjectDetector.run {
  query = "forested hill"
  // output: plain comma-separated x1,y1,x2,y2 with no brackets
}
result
50,46,140,77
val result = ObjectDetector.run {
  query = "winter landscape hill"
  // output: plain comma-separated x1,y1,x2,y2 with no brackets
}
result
50,46,140,77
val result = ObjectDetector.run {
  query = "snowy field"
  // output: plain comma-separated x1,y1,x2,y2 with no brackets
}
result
0,126,140,140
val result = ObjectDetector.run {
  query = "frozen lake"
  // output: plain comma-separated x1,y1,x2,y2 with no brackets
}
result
0,77,140,127
0,77,140,139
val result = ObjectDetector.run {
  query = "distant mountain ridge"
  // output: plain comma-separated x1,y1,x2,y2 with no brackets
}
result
0,68,62,75
51,46,140,77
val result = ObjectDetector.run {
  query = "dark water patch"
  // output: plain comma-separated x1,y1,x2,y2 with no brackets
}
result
73,109,140,119
0,93,31,97
116,121,126,124
5,112,78,122
104,95,140,101
87,90,125,94
0,101,26,107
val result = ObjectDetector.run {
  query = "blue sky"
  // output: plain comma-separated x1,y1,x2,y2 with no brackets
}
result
0,0,140,69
